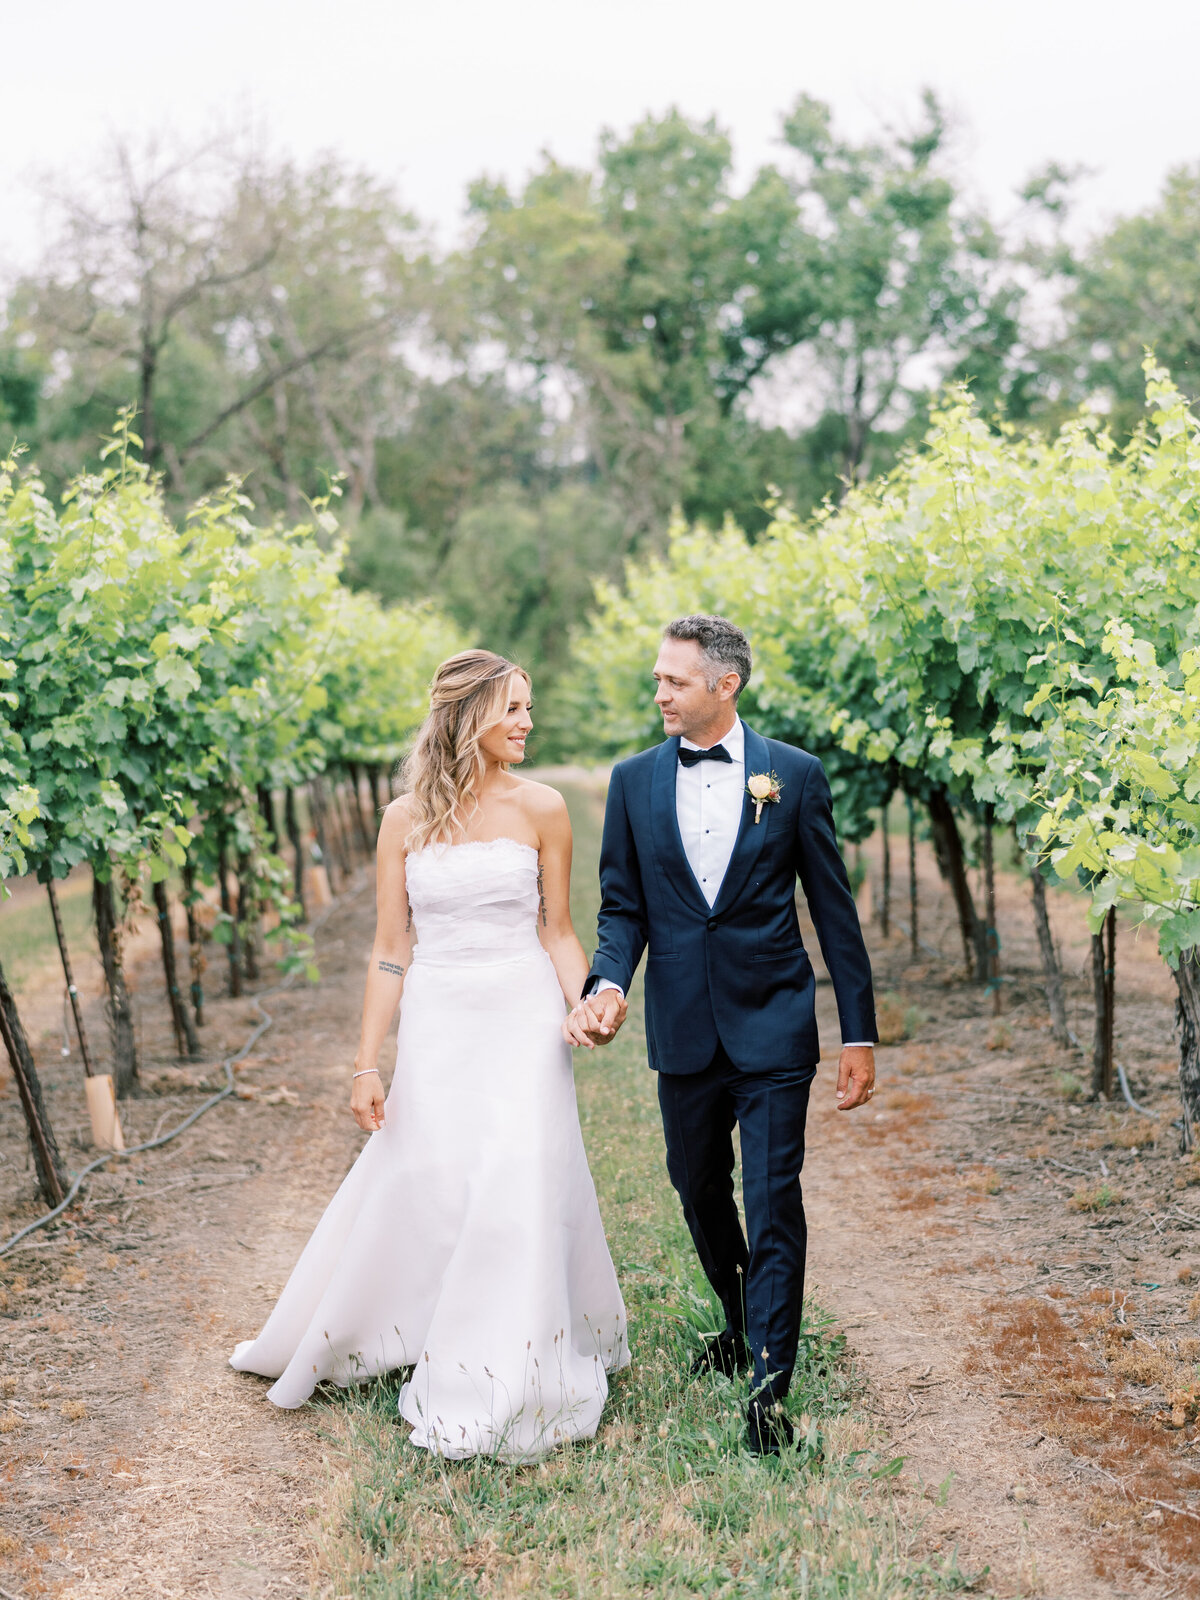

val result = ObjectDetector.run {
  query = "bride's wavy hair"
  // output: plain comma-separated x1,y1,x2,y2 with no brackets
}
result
401,649,530,852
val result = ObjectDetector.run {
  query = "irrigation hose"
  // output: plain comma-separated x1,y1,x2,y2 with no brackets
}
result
0,884,361,1259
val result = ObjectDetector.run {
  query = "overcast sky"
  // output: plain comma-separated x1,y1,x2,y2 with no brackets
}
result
2,0,1198,273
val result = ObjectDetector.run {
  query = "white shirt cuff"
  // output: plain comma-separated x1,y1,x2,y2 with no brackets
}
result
843,1041,875,1048
592,979,625,1000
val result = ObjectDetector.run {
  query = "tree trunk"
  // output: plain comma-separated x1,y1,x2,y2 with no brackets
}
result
217,832,243,998
236,852,261,982
46,879,97,1077
257,783,277,849
1028,859,1069,1047
309,780,339,893
0,956,67,1207
1090,909,1116,1100
336,778,360,866
342,771,371,864
92,874,139,1097
1104,907,1116,1096
284,787,308,922
181,858,205,1028
151,878,201,1057
926,788,983,977
371,765,388,826
879,802,891,939
907,792,919,962
1174,948,1200,1151
982,805,1001,1012
347,762,375,854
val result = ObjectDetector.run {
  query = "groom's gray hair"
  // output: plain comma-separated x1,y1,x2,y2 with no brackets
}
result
663,614,752,699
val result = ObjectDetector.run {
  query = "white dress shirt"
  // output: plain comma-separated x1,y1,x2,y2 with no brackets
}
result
676,716,746,906
591,717,874,1046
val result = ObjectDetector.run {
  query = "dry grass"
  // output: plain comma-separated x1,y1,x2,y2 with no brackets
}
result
959,1165,1002,1197
967,1290,1200,1584
874,991,925,1046
1068,1181,1125,1212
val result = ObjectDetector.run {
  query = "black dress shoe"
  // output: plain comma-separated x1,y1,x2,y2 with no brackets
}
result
690,1330,751,1378
746,1397,795,1456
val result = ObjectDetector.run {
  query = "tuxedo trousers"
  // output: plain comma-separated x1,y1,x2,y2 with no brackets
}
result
657,1046,816,1403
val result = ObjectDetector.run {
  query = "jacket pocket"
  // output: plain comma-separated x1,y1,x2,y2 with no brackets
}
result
751,945,808,963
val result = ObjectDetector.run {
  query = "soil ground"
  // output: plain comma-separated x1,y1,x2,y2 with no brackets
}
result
1,783,1198,1598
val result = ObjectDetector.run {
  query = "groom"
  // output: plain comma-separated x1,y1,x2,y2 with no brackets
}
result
570,614,877,1455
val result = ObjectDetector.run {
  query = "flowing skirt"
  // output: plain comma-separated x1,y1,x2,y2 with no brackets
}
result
230,947,629,1460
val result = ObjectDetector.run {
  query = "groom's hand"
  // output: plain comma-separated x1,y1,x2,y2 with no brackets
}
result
562,990,627,1049
835,1044,875,1111
583,988,627,1045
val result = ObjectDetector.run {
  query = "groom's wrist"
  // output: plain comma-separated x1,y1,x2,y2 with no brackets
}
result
590,978,626,1001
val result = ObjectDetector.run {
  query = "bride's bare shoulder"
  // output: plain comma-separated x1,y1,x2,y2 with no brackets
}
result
510,776,570,835
379,794,415,846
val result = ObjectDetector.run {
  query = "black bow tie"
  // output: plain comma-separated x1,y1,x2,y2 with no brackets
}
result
678,743,733,768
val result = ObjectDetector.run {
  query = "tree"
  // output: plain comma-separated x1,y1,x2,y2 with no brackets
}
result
2,136,428,511
762,91,1016,490
1062,165,1200,436
467,97,1019,541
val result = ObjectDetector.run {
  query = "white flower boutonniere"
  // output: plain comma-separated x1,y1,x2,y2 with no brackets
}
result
746,771,783,824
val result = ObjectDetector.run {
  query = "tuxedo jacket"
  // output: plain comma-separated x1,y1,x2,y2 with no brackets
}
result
587,724,876,1075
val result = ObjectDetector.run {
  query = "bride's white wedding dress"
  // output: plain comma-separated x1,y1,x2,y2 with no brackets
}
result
230,837,629,1460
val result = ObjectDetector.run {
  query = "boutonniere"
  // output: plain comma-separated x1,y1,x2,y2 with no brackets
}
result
746,771,783,824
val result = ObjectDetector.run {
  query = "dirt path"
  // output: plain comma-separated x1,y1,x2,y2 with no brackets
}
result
0,881,377,1598
805,838,1200,1598
2,816,1198,1597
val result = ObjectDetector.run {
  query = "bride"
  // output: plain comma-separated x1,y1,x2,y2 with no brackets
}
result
230,650,629,1459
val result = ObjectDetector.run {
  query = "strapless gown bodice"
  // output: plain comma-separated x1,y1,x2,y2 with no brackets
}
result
230,835,628,1460
406,837,543,964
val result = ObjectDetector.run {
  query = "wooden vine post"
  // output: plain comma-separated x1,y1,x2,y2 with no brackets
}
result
216,830,243,998
906,793,919,961
307,780,336,893
92,874,139,1098
1027,847,1069,1047
981,805,1001,1013
1175,950,1200,1151
347,761,375,854
0,956,67,1206
45,879,96,1076
181,859,206,1027
236,851,261,982
151,878,201,1057
46,879,126,1148
284,788,308,922
1090,907,1117,1100
878,800,891,939
927,787,985,976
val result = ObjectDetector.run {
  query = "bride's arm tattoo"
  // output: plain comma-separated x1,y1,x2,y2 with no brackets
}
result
404,900,412,933
377,959,406,977
537,864,548,928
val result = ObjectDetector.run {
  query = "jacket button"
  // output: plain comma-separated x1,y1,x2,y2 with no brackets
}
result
706,918,718,931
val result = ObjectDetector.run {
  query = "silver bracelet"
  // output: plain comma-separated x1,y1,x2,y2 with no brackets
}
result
352,1068,381,1080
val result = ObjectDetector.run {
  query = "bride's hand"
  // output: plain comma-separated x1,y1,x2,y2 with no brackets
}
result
562,1003,598,1050
351,1067,386,1131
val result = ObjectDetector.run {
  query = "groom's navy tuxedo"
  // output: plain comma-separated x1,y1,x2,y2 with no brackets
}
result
587,722,876,1404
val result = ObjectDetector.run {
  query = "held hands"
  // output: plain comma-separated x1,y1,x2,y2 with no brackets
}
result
351,1066,386,1131
835,1044,876,1112
562,989,628,1050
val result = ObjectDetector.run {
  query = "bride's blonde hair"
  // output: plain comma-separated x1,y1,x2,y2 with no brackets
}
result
401,649,530,852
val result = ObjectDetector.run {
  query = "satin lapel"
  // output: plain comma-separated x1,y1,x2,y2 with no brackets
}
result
711,724,773,915
649,738,710,914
